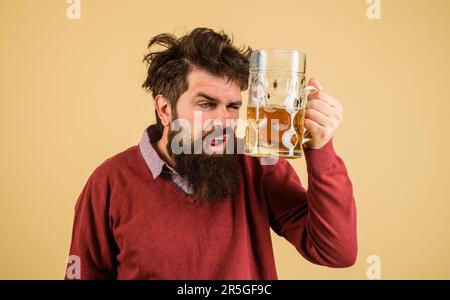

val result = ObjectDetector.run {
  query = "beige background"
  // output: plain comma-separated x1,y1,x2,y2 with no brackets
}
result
1,0,449,279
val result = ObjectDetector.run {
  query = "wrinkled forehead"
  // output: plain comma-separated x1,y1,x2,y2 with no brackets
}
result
186,69,242,102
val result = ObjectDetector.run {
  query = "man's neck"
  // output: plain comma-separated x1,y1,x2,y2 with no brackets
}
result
153,133,176,170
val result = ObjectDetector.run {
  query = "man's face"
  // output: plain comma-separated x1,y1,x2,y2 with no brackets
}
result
173,68,242,153
165,69,243,202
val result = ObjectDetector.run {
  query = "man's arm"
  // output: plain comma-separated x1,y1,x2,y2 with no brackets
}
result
263,77,357,267
65,173,118,279
263,139,357,267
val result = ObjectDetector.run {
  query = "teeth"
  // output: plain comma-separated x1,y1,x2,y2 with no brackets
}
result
212,136,225,146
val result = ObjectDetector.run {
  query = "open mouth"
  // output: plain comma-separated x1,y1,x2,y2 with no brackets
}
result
210,134,227,146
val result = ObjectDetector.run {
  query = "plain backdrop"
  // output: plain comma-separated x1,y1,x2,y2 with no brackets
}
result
1,0,449,279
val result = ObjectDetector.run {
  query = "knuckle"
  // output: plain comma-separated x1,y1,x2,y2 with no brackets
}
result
304,119,313,129
307,99,317,108
305,108,315,117
314,91,325,99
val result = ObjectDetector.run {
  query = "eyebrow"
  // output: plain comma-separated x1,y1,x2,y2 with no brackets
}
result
194,92,242,105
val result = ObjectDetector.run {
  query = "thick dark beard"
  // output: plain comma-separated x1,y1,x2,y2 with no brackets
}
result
167,128,241,203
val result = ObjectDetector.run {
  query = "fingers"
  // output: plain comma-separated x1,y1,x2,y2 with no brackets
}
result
304,118,324,136
307,77,343,112
303,78,342,147
308,78,324,91
307,91,343,112
305,108,333,127
306,99,342,120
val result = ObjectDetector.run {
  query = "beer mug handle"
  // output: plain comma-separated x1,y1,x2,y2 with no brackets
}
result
301,85,319,144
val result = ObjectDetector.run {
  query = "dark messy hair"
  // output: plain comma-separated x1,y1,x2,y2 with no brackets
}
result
142,27,252,134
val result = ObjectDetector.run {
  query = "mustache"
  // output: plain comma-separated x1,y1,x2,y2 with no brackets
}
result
200,126,235,139
167,124,240,156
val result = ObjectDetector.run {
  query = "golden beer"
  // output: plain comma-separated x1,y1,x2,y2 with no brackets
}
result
245,105,306,158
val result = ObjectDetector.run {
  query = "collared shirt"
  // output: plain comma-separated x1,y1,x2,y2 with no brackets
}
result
65,124,357,279
138,125,193,195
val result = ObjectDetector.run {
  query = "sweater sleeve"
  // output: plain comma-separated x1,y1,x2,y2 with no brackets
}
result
263,139,357,268
64,173,118,279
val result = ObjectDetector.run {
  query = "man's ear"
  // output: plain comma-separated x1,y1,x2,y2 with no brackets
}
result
154,95,172,127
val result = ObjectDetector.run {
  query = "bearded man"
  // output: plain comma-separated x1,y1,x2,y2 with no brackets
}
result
65,27,357,280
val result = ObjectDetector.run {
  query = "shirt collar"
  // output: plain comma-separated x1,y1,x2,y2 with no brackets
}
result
138,124,176,179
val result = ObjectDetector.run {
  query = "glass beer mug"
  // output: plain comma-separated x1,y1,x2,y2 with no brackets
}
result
245,49,317,159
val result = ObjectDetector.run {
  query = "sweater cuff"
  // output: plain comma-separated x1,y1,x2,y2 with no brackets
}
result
303,138,337,173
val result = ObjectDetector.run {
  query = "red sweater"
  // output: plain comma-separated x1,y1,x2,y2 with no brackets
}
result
65,134,357,280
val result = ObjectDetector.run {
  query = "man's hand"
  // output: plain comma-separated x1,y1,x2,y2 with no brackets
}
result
303,78,343,150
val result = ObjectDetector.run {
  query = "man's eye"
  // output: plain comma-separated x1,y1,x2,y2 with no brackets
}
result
198,102,215,109
227,104,241,110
